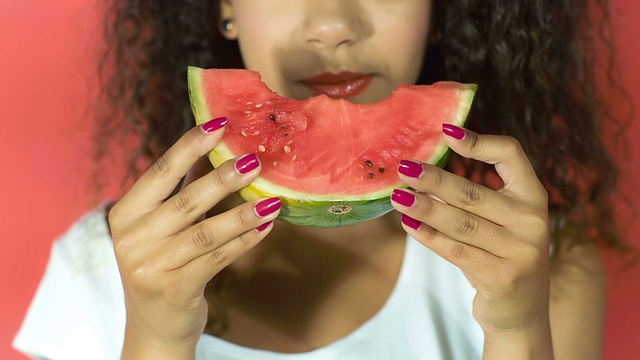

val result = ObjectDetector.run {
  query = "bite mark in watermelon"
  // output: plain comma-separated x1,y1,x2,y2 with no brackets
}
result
187,67,476,227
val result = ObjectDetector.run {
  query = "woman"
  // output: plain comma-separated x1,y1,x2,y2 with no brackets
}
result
14,1,628,359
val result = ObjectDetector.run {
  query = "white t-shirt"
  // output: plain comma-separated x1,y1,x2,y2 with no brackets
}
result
13,207,484,360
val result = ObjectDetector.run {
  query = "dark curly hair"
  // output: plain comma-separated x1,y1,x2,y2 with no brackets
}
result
95,0,632,333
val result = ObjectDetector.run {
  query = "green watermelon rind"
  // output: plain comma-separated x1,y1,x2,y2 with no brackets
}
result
187,66,476,227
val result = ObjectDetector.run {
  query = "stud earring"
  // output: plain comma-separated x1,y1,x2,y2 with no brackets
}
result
221,19,234,32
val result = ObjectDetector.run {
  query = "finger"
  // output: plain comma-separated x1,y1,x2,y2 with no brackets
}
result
391,189,512,256
181,156,215,225
165,197,281,268
182,155,214,191
149,153,261,235
181,222,274,285
117,117,228,215
441,124,548,208
400,214,502,273
397,160,517,226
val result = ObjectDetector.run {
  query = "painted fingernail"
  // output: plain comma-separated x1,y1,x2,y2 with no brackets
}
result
442,123,466,140
391,189,416,207
398,160,424,178
202,117,228,134
256,221,273,232
236,153,260,174
401,214,422,231
255,197,282,217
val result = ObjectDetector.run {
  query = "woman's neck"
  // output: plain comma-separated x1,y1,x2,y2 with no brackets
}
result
217,212,408,350
228,211,406,279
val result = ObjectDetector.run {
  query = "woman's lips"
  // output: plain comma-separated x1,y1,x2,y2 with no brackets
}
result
300,72,373,99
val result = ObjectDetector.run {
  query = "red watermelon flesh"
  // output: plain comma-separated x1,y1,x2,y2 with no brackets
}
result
188,67,476,227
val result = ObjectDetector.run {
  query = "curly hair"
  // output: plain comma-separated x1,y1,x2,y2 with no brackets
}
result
95,0,632,333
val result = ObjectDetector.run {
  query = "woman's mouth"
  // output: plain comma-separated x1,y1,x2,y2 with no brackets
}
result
300,72,373,99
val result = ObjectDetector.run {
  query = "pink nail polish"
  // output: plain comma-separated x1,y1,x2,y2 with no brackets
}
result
236,153,260,174
401,214,422,230
391,189,416,207
255,197,282,217
442,123,466,140
202,117,228,134
398,160,424,178
256,221,273,232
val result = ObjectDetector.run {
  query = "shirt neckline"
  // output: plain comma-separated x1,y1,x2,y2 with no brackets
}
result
197,236,414,358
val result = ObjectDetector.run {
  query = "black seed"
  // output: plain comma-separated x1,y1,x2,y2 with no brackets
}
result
379,167,385,173
284,133,289,137
269,114,276,121
369,173,375,178
365,160,373,167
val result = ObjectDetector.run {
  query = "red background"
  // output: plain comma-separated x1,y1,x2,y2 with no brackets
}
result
1,1,639,359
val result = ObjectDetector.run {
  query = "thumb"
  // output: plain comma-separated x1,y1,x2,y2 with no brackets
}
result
441,123,547,207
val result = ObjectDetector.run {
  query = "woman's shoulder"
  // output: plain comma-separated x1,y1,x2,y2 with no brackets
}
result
13,203,126,360
54,204,111,249
40,203,116,277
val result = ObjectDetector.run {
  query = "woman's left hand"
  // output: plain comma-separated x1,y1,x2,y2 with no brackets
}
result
391,124,553,358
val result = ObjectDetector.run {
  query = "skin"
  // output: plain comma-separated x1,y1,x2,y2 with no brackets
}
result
111,1,607,359
220,0,431,103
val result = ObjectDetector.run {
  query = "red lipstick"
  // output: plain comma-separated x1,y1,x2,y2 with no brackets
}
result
301,72,373,98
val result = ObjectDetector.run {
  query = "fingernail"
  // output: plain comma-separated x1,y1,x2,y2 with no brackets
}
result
202,117,228,134
256,221,273,232
255,197,282,217
391,189,416,207
236,153,260,174
401,214,422,231
442,123,466,140
398,160,424,178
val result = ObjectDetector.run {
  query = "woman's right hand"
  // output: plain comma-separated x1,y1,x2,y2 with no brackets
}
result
108,117,282,360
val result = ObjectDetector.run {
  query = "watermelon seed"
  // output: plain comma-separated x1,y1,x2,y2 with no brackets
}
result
379,167,385,173
269,114,277,121
369,173,375,179
328,204,353,215
284,133,289,137
258,145,266,152
241,131,248,137
283,146,291,154
255,103,263,108
365,160,373,167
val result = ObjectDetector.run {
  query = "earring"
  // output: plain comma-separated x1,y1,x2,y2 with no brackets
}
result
221,19,234,32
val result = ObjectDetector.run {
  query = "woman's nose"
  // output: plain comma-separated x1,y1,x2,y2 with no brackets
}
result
301,1,369,49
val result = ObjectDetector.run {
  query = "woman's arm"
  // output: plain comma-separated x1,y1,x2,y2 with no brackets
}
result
549,241,607,360
391,125,555,359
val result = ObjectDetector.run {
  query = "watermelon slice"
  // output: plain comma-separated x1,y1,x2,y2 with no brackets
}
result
188,67,476,227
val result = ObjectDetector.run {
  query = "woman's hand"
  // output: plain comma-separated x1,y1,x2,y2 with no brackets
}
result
391,124,553,359
108,117,282,360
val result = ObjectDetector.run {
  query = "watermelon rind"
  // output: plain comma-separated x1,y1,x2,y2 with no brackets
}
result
187,66,476,228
